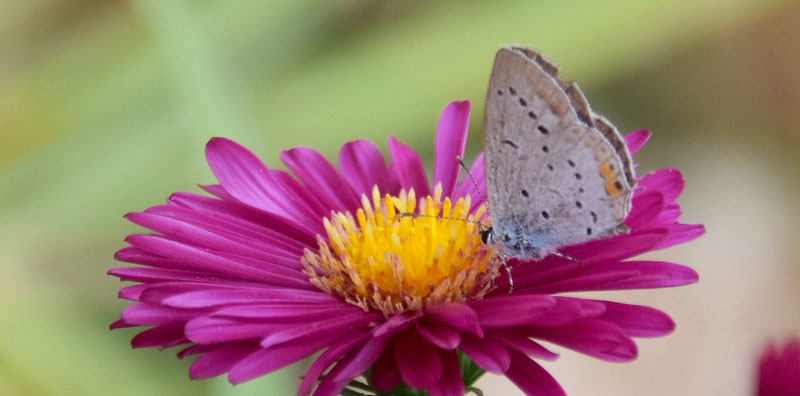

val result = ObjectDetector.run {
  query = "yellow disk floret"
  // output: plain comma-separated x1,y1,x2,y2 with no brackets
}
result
302,184,495,315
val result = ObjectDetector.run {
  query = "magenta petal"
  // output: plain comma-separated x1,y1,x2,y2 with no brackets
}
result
268,169,330,219
530,319,638,362
562,229,667,264
371,343,402,392
118,284,149,301
330,335,388,383
373,313,419,338
490,328,559,361
594,301,675,338
311,355,354,396
433,100,470,198
205,138,285,215
656,204,682,225
388,136,430,197
178,344,215,359
211,304,361,322
525,260,698,293
338,140,398,197
428,349,465,396
638,168,684,203
109,266,224,284
125,212,303,269
417,319,461,350
131,324,187,349
624,130,651,155
394,329,443,389
624,191,665,230
425,303,483,338
134,282,238,305
298,331,371,396
162,288,336,309
506,352,567,396
595,261,699,290
459,334,511,374
311,378,349,396
260,311,380,348
185,317,281,344
189,342,259,379
200,183,236,200
280,147,360,212
228,333,343,384
523,298,606,327
109,319,129,330
124,234,298,285
758,338,800,396
522,268,637,294
658,223,705,249
167,191,317,245
471,295,555,327
205,138,322,231
122,304,195,326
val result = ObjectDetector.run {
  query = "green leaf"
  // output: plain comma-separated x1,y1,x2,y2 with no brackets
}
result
468,387,485,396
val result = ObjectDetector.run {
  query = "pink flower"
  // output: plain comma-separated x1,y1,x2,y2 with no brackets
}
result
757,338,800,396
111,100,703,396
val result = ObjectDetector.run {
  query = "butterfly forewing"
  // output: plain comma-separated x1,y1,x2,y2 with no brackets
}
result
483,46,635,255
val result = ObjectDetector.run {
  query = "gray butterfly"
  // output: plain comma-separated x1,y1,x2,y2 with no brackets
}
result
481,46,636,259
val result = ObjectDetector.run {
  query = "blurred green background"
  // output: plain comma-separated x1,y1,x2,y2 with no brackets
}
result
2,1,800,395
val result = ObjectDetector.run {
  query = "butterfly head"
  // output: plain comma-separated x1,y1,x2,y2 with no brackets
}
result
479,226,548,259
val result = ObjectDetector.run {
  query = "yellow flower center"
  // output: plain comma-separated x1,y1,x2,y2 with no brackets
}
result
302,184,496,315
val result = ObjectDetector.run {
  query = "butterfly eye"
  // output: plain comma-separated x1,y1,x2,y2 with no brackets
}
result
479,228,492,244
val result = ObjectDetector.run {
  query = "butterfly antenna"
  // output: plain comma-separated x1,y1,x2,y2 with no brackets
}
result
399,212,485,226
456,156,489,212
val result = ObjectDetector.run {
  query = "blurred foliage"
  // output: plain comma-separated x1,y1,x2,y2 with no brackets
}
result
0,0,797,395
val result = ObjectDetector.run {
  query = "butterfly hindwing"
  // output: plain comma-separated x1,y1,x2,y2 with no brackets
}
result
483,46,635,256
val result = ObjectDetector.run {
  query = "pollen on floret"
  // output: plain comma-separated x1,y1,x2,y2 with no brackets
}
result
302,184,495,315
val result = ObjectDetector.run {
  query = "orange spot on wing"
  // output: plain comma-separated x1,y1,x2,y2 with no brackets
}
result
605,178,623,197
600,162,616,180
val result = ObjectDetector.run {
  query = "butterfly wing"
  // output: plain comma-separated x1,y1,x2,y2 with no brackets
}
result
483,46,635,253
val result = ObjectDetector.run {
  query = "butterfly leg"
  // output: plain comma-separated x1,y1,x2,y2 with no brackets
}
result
549,251,582,265
500,254,514,295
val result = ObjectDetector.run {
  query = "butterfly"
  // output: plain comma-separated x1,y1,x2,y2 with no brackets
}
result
480,46,636,260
